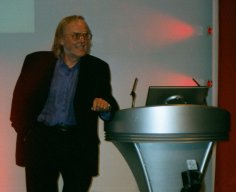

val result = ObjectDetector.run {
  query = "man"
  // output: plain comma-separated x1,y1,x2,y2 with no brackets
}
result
10,15,119,192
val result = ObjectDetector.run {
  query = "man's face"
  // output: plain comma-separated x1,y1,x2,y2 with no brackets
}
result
60,19,91,62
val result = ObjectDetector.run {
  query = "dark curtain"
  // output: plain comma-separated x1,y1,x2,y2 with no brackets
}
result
215,0,236,191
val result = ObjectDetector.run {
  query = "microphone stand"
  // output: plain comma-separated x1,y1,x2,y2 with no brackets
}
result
130,78,138,108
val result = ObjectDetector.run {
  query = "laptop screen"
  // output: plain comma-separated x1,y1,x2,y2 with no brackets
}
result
145,86,209,106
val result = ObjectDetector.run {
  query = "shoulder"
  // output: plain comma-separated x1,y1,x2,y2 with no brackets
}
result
81,54,109,66
26,51,56,60
22,51,57,71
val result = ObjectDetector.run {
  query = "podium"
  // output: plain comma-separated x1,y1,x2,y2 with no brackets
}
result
104,105,230,192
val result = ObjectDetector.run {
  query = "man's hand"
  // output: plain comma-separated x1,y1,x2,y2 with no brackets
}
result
91,98,111,112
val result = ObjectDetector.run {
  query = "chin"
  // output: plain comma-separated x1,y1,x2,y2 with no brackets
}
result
71,51,86,58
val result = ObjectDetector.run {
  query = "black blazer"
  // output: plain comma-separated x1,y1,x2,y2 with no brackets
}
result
10,51,119,175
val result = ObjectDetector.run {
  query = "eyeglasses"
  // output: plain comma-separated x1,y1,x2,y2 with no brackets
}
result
64,32,92,41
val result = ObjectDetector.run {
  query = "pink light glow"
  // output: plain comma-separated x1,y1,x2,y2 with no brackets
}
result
145,68,199,86
164,73,199,86
142,12,195,47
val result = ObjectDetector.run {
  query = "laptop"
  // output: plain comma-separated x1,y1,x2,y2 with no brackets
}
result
145,86,209,106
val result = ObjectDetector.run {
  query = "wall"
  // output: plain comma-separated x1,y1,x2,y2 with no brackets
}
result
0,0,214,191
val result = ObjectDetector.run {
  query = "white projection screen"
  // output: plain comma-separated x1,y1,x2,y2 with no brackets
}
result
0,0,34,33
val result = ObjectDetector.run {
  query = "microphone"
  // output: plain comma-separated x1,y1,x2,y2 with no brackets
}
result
192,78,200,87
130,78,138,107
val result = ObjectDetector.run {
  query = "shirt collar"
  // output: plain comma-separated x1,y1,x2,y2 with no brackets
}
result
57,58,80,70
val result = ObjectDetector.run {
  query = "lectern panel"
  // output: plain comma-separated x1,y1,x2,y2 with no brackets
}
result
105,105,230,142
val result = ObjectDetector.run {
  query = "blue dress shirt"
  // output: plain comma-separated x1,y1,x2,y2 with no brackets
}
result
37,59,79,126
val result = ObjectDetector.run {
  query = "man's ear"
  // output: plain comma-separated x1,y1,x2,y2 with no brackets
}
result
59,37,64,45
60,40,64,45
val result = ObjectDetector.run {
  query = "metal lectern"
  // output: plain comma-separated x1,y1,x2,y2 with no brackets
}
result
104,105,230,192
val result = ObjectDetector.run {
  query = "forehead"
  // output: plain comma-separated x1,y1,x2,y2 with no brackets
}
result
64,19,88,33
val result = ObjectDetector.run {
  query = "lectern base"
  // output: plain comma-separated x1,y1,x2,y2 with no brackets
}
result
105,106,230,191
113,141,212,192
